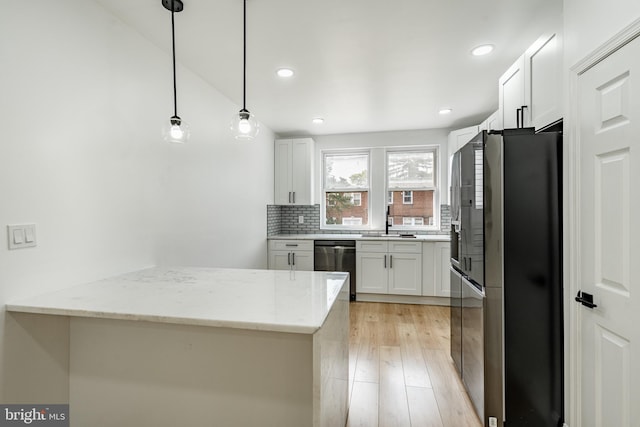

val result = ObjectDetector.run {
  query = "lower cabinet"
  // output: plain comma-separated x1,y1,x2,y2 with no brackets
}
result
356,241,422,296
268,240,314,271
422,241,451,297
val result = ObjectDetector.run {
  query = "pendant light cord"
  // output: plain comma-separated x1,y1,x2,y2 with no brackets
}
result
242,0,247,111
171,0,178,118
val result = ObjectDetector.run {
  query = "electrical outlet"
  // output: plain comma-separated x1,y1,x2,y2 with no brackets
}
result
298,215,304,224
488,417,498,427
7,224,37,250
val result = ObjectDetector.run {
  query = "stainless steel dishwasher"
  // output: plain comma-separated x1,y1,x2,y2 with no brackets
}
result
314,240,356,301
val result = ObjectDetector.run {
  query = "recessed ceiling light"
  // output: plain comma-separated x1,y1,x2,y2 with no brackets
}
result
276,68,294,78
312,117,324,124
471,44,494,56
439,108,453,115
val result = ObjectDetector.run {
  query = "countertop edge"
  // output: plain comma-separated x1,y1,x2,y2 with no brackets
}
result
268,233,450,241
6,303,321,335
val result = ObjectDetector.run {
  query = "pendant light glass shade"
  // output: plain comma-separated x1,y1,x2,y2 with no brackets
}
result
231,109,259,140
162,115,191,144
163,0,190,144
232,0,258,141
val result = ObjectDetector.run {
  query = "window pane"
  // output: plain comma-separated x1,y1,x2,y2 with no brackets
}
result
387,151,434,189
325,191,369,225
388,190,434,226
325,154,369,190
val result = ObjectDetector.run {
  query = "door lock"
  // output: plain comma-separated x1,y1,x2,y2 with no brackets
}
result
575,291,597,309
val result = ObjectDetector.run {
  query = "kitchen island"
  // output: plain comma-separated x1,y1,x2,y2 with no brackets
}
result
6,267,349,427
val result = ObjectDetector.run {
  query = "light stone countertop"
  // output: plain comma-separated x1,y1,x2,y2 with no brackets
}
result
268,233,450,241
6,267,349,334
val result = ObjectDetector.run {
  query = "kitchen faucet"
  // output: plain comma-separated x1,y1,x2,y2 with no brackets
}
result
386,205,392,234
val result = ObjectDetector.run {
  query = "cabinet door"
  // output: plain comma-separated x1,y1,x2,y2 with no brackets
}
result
269,250,291,270
274,140,292,204
421,242,436,296
486,111,500,132
356,252,387,294
290,138,313,205
388,252,422,296
434,242,451,297
499,55,525,129
291,251,314,271
524,32,562,129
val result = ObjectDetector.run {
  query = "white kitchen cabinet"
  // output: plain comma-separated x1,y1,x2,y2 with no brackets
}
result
356,240,422,296
274,138,314,205
499,54,526,130
422,241,451,297
448,125,480,159
499,32,562,130
434,241,451,297
524,32,562,129
478,111,500,132
268,240,314,271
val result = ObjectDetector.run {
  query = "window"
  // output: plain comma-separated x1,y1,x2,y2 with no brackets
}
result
342,217,363,226
323,152,369,227
402,217,424,226
321,146,438,230
402,191,413,204
387,149,437,228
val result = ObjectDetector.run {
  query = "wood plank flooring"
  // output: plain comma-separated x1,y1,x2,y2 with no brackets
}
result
347,302,482,427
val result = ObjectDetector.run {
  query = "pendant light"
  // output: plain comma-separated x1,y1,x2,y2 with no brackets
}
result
230,0,259,140
162,0,190,144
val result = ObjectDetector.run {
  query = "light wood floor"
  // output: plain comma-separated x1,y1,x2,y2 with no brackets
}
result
346,302,482,427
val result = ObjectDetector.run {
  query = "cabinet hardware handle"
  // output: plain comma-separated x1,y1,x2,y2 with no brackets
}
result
520,105,528,128
384,255,387,269
293,192,296,203
575,291,598,309
285,244,298,247
292,252,296,266
516,108,522,128
390,255,393,268
287,253,291,265
288,192,292,203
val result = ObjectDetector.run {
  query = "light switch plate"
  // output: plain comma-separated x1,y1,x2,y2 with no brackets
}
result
7,224,37,250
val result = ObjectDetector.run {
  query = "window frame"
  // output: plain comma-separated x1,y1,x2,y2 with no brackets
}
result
321,150,371,230
385,147,439,231
402,190,413,204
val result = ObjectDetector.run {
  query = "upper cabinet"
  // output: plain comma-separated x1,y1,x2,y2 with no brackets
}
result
448,125,480,159
499,55,526,129
499,32,563,130
478,110,500,133
524,32,563,129
274,138,314,205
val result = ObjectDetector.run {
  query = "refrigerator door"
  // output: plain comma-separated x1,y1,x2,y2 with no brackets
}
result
459,135,485,286
450,266,463,376
461,276,485,422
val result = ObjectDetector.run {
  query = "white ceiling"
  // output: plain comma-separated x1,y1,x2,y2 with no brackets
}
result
93,0,561,136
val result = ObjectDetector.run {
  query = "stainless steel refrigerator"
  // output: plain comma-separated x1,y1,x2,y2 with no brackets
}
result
450,127,563,426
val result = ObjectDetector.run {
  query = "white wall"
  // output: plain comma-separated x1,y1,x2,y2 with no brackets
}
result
0,0,273,402
564,0,640,68
313,129,449,230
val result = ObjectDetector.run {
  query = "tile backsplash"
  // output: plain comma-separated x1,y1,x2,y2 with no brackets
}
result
267,204,451,236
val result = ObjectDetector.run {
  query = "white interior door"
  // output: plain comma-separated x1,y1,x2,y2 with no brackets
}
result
577,34,640,427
